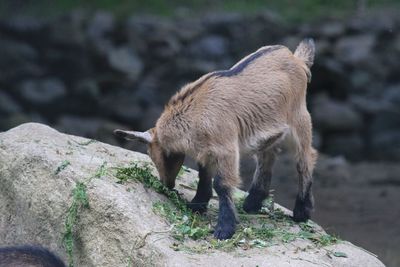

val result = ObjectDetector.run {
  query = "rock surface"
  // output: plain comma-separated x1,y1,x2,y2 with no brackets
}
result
0,123,385,267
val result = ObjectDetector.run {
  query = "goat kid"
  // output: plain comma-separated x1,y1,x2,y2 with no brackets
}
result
115,39,317,240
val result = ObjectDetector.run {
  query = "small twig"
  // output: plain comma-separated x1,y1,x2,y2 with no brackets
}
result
191,216,196,229
239,213,269,218
151,236,169,244
134,226,175,249
179,183,197,191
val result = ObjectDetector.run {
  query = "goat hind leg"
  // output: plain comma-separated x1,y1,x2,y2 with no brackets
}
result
293,150,316,222
243,148,277,213
292,114,317,222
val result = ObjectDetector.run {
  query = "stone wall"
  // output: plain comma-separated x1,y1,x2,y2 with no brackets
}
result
0,10,399,161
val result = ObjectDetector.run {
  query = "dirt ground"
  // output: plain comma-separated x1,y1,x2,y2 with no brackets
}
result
241,154,400,267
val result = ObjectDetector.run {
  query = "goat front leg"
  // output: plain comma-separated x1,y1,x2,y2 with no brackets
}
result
213,152,239,240
187,164,213,214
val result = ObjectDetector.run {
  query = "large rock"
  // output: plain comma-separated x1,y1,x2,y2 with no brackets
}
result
48,11,86,47
86,11,115,40
0,91,21,115
0,15,46,38
17,78,67,106
188,35,229,59
371,131,400,161
0,39,43,81
334,34,376,65
323,133,364,160
0,123,385,267
317,21,346,38
107,46,143,81
312,94,363,132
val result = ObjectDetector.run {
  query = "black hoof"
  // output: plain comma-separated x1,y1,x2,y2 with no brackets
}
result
242,197,263,214
293,208,311,222
293,197,312,222
187,201,208,214
242,190,267,214
213,223,236,240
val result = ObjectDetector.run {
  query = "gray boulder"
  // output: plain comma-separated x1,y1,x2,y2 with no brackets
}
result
87,11,115,39
324,133,364,160
18,78,66,106
0,15,46,36
335,34,375,65
0,91,21,115
99,90,143,124
382,85,400,112
370,112,400,135
0,123,385,267
318,21,346,38
0,39,38,61
107,46,143,81
0,39,43,81
48,11,86,46
371,131,400,161
312,94,363,132
188,35,228,59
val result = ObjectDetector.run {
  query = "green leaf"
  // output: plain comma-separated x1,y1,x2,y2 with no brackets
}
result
249,239,267,248
55,160,71,174
333,251,348,258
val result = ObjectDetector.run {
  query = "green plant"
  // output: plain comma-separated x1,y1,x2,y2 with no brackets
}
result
62,162,107,267
115,163,210,241
177,166,191,179
63,182,89,267
55,160,71,175
115,162,340,253
116,163,185,210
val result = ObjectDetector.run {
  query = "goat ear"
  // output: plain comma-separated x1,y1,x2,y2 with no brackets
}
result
114,129,153,144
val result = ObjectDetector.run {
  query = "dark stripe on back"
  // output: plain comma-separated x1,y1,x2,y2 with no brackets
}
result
169,45,284,106
214,45,283,78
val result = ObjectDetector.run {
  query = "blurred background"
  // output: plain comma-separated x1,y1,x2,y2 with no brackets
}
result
0,0,399,266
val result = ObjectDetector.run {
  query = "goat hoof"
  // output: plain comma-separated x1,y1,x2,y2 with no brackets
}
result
243,191,266,213
293,198,312,222
242,197,263,214
293,209,310,222
213,224,235,240
187,202,208,214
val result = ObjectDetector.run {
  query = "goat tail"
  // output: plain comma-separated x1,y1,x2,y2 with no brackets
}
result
294,38,315,68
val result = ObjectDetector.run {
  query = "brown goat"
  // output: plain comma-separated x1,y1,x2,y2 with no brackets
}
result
115,39,317,240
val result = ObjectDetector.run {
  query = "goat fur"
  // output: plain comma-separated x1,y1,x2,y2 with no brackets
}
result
115,39,317,240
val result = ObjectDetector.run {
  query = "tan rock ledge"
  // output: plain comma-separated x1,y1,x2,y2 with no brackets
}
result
0,123,385,267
